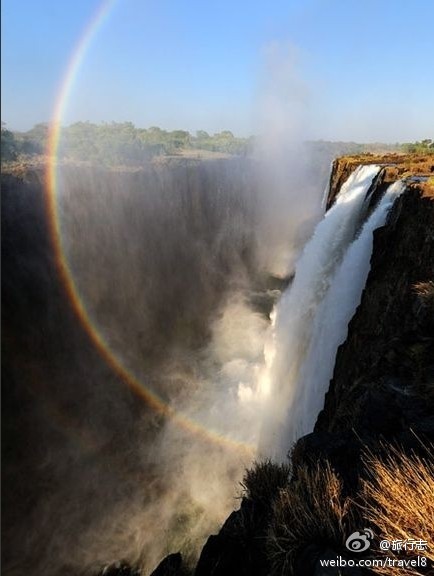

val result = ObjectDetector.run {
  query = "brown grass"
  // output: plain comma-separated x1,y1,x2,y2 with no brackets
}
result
362,446,434,576
267,462,357,575
264,446,434,576
412,281,434,313
338,154,434,177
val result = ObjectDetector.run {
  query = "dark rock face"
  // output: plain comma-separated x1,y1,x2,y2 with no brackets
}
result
194,499,270,576
150,552,184,576
316,185,434,447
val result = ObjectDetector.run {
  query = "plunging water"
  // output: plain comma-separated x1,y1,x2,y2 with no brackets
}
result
260,166,404,460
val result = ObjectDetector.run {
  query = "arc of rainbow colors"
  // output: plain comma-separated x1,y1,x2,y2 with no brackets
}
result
45,0,254,457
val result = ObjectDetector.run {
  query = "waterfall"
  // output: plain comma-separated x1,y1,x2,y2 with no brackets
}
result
283,179,405,444
260,165,405,460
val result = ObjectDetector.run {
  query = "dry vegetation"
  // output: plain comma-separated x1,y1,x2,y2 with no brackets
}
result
412,281,434,314
257,444,434,576
329,153,434,204
337,153,434,177
267,462,357,575
363,446,434,576
241,460,290,507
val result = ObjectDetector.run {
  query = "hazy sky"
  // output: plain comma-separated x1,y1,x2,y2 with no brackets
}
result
2,0,434,141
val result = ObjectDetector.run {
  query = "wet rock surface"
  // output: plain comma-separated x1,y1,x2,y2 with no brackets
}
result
316,185,434,444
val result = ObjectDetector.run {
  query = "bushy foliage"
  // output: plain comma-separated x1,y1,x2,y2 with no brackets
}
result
401,139,434,154
1,122,46,162
1,121,253,166
241,460,290,507
1,124,19,161
192,129,254,155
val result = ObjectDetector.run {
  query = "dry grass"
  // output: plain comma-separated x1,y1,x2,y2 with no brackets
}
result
241,460,290,507
264,446,434,576
362,445,434,576
339,154,434,176
413,281,434,314
267,462,357,575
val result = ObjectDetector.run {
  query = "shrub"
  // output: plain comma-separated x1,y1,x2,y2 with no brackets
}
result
241,460,290,507
413,281,434,315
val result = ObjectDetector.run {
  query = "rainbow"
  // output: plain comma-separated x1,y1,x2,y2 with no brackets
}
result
45,0,254,457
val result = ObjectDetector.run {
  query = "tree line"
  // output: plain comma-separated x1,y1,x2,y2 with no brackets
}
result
1,121,254,165
400,139,434,154
2,122,433,166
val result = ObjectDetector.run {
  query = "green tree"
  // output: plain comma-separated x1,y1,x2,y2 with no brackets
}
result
1,123,18,161
195,130,210,140
24,122,50,150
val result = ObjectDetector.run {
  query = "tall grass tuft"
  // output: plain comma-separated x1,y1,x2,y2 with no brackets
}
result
267,462,357,575
362,445,434,575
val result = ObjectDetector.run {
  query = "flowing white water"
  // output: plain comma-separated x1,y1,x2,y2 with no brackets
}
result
283,179,405,444
259,164,386,459
320,162,333,210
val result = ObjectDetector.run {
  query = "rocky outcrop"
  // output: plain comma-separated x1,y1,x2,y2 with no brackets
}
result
326,153,434,209
194,500,267,576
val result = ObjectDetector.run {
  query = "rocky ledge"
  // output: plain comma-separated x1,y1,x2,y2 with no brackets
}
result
326,153,434,209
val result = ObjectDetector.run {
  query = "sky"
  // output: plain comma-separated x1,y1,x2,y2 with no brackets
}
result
2,0,434,142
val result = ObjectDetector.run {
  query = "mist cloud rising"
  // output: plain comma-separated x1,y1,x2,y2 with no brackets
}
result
253,42,324,277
